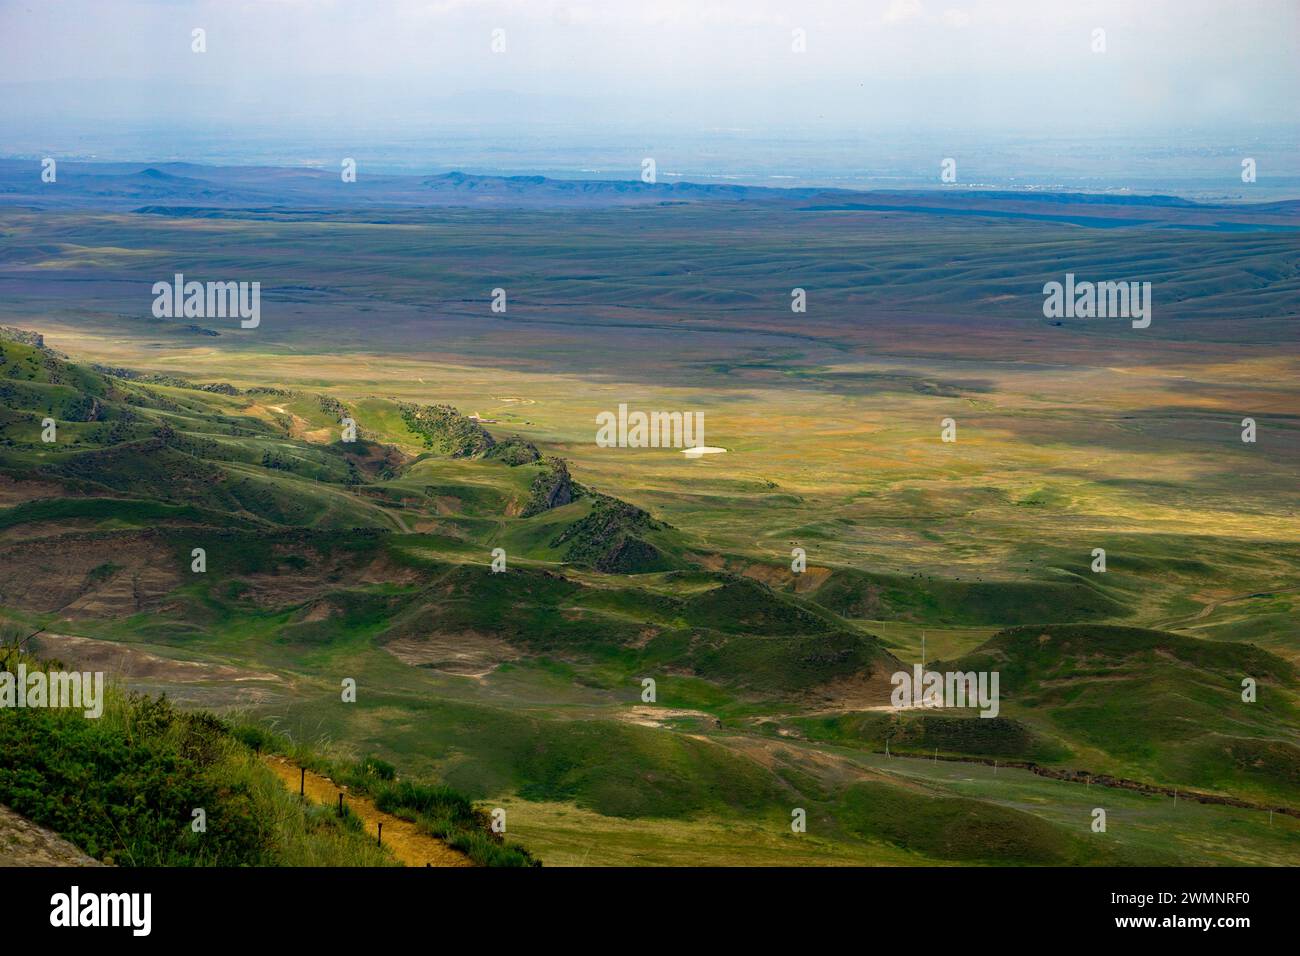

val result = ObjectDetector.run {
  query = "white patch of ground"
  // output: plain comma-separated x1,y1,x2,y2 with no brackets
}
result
616,706,718,729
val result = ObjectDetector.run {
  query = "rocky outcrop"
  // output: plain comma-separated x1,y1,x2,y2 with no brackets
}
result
520,458,573,517
549,494,669,573
488,435,541,466
0,804,106,866
0,327,46,350
399,402,495,458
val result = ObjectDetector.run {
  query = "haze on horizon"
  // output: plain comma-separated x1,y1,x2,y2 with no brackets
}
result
2,0,1296,129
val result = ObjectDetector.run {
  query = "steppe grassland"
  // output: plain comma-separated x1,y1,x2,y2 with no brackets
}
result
37,312,1298,581
3,201,1298,866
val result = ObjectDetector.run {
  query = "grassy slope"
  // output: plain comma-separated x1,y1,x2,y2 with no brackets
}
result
1,277,1297,866
0,650,396,866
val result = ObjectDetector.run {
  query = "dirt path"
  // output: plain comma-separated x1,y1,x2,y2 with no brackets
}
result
1160,583,1300,628
262,756,472,867
707,725,1299,820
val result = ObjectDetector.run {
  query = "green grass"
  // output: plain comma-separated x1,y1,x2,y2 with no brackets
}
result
232,726,540,867
837,780,1111,865
946,624,1300,804
1,200,1297,867
0,650,393,866
0,496,219,530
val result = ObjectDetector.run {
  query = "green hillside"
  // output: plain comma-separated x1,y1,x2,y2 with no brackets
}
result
947,624,1300,804
1,331,1296,866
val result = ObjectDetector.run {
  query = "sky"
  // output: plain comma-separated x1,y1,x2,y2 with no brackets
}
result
1,0,1296,136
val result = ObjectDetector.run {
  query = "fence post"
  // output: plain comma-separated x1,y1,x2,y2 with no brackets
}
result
378,822,383,846
300,767,305,797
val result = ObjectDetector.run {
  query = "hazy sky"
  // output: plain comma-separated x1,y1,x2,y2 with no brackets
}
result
1,0,1295,137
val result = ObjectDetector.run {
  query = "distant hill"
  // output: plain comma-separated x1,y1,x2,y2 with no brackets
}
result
2,160,1297,230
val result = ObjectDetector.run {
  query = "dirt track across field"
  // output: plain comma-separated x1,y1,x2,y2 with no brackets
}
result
262,755,473,867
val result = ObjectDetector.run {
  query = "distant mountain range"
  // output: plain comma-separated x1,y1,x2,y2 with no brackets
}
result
2,160,1298,230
